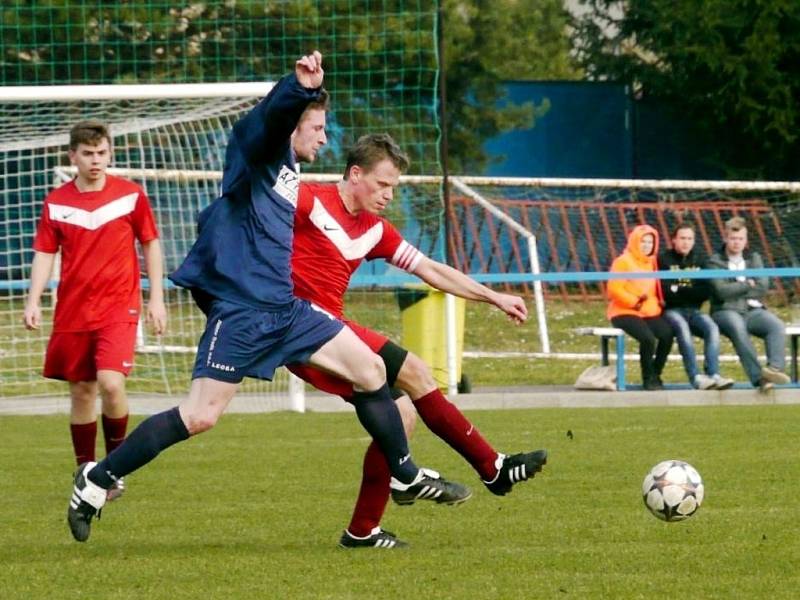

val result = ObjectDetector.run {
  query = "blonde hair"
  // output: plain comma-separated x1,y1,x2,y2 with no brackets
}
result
724,217,747,233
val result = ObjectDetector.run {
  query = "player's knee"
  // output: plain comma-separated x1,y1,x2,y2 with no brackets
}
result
353,351,387,390
98,377,125,400
70,381,95,403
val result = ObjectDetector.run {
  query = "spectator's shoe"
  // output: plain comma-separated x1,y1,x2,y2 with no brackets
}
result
484,450,548,496
712,374,735,390
758,378,774,394
761,366,790,385
390,468,472,506
67,462,107,542
339,528,408,549
106,477,125,502
694,374,716,390
643,379,664,391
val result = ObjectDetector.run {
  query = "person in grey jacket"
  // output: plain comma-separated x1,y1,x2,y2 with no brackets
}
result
707,217,789,392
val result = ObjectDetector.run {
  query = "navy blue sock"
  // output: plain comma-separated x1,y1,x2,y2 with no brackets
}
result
351,383,419,484
88,406,190,489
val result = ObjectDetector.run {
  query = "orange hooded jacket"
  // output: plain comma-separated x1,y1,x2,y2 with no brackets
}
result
606,224,663,319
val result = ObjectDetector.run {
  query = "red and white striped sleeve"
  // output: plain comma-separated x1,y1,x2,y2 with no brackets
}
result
367,218,425,273
390,240,424,273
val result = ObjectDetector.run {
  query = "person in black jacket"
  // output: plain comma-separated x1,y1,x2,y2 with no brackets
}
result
659,223,734,390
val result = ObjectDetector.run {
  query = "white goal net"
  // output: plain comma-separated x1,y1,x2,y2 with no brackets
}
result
0,83,311,410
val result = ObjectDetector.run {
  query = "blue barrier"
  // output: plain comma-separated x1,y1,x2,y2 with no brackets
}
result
2,266,799,291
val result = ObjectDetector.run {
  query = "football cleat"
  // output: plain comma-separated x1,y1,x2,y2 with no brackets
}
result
390,468,472,506
484,450,548,496
338,528,409,549
67,462,107,542
106,477,125,502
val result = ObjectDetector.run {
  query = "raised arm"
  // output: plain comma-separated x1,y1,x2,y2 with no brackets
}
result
230,51,324,170
23,251,56,330
412,256,527,324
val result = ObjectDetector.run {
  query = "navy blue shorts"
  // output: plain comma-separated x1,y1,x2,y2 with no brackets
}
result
192,297,343,383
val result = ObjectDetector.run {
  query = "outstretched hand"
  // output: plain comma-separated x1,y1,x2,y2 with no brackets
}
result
495,293,528,325
296,51,324,89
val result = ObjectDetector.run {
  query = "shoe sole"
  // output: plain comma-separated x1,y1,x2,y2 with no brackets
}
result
714,381,735,391
393,489,473,507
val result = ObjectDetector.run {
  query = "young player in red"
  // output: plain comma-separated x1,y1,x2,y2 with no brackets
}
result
23,120,167,500
288,133,548,548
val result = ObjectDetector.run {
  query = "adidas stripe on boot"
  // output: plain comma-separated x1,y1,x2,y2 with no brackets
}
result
67,462,107,542
484,450,548,496
390,468,472,506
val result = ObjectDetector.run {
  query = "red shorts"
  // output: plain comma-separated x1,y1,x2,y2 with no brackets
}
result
287,319,389,399
43,321,138,382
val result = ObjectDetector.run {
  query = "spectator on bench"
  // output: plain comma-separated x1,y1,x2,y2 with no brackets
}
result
707,217,790,393
659,223,734,390
607,225,673,391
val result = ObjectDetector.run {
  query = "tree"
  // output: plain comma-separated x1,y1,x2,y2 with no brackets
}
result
572,0,800,179
1,0,579,174
443,0,581,173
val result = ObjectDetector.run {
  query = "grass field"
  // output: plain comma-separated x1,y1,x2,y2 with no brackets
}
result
2,405,798,599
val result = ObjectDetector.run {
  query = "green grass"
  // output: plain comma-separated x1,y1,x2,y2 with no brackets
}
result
2,406,799,599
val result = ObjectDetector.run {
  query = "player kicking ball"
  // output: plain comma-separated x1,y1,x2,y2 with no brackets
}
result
288,133,548,549
66,51,469,542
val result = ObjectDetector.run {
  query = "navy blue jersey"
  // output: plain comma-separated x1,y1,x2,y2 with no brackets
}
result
170,74,322,309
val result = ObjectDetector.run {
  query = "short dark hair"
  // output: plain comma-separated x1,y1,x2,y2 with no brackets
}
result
299,88,330,122
343,133,410,179
69,120,110,150
671,222,696,238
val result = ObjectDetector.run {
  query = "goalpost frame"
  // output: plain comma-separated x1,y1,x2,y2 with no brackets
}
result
0,82,274,102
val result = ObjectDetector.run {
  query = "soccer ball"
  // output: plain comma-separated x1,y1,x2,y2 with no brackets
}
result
642,460,704,522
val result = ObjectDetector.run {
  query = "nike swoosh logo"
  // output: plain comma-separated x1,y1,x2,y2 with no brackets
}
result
62,211,76,219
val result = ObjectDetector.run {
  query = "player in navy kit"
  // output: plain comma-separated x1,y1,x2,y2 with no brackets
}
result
66,51,469,543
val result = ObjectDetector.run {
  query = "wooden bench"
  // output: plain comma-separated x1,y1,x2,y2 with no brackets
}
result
577,325,800,390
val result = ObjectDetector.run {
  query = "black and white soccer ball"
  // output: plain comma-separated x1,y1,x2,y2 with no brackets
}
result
642,460,704,522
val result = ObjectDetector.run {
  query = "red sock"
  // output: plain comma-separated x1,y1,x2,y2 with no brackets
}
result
347,441,391,538
414,389,498,480
102,414,129,455
70,421,97,466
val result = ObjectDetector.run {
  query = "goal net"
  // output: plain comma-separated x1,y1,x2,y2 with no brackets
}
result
1,1,443,407
0,83,315,409
448,176,800,357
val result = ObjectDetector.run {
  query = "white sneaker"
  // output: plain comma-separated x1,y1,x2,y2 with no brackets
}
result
694,374,716,390
712,374,735,390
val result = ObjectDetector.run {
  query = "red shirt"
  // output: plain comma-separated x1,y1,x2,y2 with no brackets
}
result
33,174,159,332
292,182,424,317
